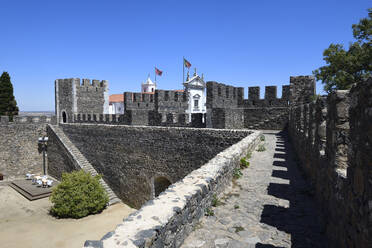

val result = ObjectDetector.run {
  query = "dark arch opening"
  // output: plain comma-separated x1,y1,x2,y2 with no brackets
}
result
154,176,171,197
62,111,67,123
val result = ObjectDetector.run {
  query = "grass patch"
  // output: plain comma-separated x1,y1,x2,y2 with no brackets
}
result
234,204,240,209
234,226,245,232
240,157,250,169
246,152,252,160
257,144,266,152
205,208,214,216
211,194,224,207
233,167,243,179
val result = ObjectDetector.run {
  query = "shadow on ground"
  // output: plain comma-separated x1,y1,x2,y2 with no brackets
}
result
257,131,328,248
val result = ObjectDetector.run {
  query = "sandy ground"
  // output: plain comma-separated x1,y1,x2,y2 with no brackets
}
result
0,185,136,248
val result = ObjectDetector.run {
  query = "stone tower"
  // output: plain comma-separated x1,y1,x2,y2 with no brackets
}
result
55,78,109,124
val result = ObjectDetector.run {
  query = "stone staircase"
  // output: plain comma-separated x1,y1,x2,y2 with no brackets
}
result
48,125,121,205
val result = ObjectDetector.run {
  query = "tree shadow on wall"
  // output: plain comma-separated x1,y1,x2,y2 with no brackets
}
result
257,131,328,248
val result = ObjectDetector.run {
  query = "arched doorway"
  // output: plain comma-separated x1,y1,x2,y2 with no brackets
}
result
62,111,67,123
154,176,172,197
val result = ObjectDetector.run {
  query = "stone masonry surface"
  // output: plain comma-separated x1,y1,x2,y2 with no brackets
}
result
0,115,56,180
51,124,252,208
47,125,121,205
84,130,262,247
181,131,327,248
288,78,372,247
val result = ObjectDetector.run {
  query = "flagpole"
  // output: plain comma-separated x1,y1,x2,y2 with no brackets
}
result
183,56,185,84
155,66,156,83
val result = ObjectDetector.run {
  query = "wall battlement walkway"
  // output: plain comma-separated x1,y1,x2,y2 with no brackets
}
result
182,131,328,248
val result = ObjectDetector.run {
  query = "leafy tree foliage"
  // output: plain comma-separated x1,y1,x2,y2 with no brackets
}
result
0,72,19,120
50,170,109,219
313,9,371,93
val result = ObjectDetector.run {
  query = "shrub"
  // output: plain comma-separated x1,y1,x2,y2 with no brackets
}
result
211,194,224,207
233,168,243,179
240,157,250,169
50,170,109,218
205,207,214,216
260,135,265,141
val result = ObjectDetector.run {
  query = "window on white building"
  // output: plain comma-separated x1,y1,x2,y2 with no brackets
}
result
194,99,199,109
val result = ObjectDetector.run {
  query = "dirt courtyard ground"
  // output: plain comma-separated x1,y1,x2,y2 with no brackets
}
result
0,185,135,248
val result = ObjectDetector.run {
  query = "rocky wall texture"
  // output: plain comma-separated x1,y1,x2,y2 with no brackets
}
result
84,130,262,248
58,124,252,208
0,115,57,180
205,76,313,130
288,78,372,247
47,125,81,179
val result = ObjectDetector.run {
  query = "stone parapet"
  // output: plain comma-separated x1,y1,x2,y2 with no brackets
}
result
288,78,372,247
84,130,262,248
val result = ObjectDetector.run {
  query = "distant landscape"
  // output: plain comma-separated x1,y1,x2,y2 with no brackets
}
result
19,111,55,116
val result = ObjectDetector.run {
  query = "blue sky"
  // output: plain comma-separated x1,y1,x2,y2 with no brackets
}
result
1,0,370,111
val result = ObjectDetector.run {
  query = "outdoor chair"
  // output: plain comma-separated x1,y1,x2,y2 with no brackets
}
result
47,180,53,187
26,173,34,180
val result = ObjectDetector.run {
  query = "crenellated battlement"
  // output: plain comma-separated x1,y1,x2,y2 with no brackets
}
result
73,113,127,124
0,115,56,125
207,81,290,109
155,90,188,103
55,75,314,130
206,81,243,109
56,78,108,88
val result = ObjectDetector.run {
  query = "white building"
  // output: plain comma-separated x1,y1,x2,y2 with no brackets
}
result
141,76,156,93
183,69,207,122
108,94,124,114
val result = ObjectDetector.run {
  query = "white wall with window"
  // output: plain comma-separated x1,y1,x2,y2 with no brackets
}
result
183,69,206,122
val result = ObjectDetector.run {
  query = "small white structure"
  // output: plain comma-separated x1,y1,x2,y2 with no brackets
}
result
183,69,206,122
108,94,124,114
141,76,156,93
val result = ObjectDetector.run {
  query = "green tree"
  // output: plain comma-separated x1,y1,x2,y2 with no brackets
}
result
313,9,372,93
0,72,19,120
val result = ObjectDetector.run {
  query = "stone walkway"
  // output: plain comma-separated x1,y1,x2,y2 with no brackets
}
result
181,131,328,248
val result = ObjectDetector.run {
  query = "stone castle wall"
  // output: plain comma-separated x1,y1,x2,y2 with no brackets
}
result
0,115,56,180
51,124,252,208
288,78,372,247
205,76,315,129
56,75,315,130
84,130,262,248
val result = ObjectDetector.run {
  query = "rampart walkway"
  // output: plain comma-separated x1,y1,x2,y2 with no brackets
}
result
181,131,328,248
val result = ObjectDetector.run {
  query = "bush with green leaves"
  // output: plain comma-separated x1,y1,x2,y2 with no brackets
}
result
50,170,109,218
240,157,250,168
205,207,214,216
233,167,243,179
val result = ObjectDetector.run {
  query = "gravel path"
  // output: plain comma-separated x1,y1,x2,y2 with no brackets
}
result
181,130,328,248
